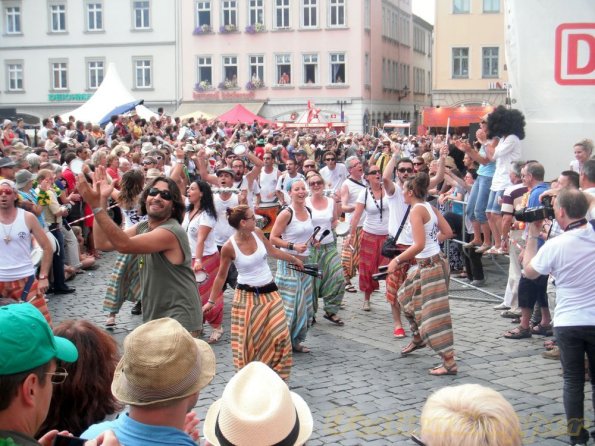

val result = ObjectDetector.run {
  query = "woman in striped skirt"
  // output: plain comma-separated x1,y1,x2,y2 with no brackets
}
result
204,205,303,381
387,173,457,376
183,179,223,343
270,178,315,353
306,172,345,325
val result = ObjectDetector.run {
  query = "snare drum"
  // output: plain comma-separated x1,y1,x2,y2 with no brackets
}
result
255,202,281,234
335,220,350,237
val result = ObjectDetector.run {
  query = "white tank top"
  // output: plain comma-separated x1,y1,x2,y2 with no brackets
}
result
259,167,279,203
344,177,366,227
280,205,314,256
213,194,239,246
0,208,36,280
306,196,334,245
229,232,273,286
415,202,441,259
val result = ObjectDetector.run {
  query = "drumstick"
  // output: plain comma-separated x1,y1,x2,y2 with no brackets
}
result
306,226,321,245
317,229,331,243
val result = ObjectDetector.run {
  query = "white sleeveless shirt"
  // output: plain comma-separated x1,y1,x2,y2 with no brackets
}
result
229,232,273,286
280,205,314,256
259,167,279,203
0,208,35,280
306,196,334,245
416,202,441,259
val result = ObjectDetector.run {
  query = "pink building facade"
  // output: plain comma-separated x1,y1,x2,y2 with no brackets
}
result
178,0,432,133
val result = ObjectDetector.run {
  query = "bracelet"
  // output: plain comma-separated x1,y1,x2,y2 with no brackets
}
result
92,207,104,215
208,300,216,305
288,242,294,250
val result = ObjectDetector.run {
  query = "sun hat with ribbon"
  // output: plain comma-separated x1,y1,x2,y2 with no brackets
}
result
203,361,313,446
111,318,216,406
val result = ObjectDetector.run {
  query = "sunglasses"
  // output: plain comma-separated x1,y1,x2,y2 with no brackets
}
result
142,160,155,165
243,215,255,221
325,158,336,161
398,168,414,173
367,170,380,175
304,164,316,168
46,367,69,385
0,189,14,196
413,162,424,166
309,180,323,186
148,188,173,200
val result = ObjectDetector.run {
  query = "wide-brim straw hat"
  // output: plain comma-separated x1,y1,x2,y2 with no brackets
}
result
111,318,216,406
203,361,313,446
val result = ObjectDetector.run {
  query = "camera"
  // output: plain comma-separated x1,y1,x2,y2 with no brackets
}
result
514,196,555,223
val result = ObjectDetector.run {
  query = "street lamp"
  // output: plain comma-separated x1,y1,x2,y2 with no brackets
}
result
398,85,410,101
337,100,347,122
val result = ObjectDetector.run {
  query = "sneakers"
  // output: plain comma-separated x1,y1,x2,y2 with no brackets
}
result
470,279,486,287
541,346,560,360
494,302,511,310
131,300,142,315
362,300,371,311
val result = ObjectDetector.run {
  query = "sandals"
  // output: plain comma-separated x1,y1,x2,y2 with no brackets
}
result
323,312,344,326
293,344,311,353
503,325,532,339
463,241,482,249
532,323,553,336
475,244,493,254
208,326,224,344
429,363,458,376
400,339,426,356
345,283,357,293
105,315,116,328
393,327,406,338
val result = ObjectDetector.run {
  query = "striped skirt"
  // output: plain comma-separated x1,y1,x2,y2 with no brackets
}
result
359,231,390,293
103,253,141,313
195,252,223,326
341,226,362,281
275,259,314,346
386,253,415,305
397,254,454,355
231,287,292,381
308,242,345,315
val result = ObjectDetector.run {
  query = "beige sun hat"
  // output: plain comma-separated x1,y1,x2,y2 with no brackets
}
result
111,318,216,406
203,361,313,446
145,168,162,180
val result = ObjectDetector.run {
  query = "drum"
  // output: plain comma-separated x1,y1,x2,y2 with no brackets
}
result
255,214,265,229
335,220,350,237
195,270,209,285
255,202,281,234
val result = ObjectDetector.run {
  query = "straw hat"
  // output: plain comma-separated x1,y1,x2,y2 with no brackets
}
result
203,361,313,446
145,168,162,180
111,318,216,406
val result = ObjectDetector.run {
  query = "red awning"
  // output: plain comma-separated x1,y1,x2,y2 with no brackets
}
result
422,106,494,128
217,104,271,124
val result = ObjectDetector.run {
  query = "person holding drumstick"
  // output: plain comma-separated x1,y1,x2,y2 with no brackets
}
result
306,172,345,326
203,205,302,380
270,178,315,353
183,179,223,344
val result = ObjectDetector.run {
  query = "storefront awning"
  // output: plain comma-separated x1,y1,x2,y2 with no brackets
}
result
422,106,494,128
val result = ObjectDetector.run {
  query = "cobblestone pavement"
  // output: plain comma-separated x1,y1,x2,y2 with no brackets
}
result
47,250,592,446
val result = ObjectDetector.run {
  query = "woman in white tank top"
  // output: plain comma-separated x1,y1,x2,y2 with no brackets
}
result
204,205,303,381
270,178,315,353
305,172,345,325
386,173,458,376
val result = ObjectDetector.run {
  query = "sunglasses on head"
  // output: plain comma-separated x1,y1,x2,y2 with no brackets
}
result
148,188,173,200
398,168,414,173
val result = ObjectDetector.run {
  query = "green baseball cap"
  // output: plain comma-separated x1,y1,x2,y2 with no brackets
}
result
0,303,78,375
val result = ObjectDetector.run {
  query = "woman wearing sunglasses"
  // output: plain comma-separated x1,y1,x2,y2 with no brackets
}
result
270,178,315,353
305,172,344,326
349,165,390,311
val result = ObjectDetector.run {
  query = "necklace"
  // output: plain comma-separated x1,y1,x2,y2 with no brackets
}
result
368,187,384,221
1,221,14,244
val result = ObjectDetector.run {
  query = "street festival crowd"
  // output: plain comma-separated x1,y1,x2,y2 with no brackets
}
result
0,105,594,446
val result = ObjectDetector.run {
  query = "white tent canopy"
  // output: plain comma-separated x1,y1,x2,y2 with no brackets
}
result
60,63,157,124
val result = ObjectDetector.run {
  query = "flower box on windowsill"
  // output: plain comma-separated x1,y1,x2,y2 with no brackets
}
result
194,82,214,92
245,80,265,90
219,24,238,34
245,23,266,34
218,81,239,90
193,24,212,35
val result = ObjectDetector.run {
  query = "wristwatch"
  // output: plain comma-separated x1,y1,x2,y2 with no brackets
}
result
39,274,48,280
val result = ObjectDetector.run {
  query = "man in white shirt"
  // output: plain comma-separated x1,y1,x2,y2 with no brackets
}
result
580,159,595,220
320,151,348,193
523,188,595,446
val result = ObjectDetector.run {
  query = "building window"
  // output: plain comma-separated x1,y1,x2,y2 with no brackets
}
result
87,60,104,89
5,6,21,34
274,0,290,29
452,47,469,78
249,55,264,86
51,62,68,90
222,1,237,27
196,1,211,27
483,0,500,13
275,54,291,84
482,47,499,78
302,0,317,28
50,4,67,32
133,1,150,29
329,0,345,27
134,58,152,88
302,54,318,84
330,53,345,84
7,63,23,91
248,0,264,26
86,2,103,31
197,56,212,86
222,56,238,86
453,0,470,14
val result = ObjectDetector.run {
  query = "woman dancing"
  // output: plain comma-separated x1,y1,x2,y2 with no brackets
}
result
183,179,223,343
204,205,302,380
387,173,457,376
270,178,315,353
305,172,345,325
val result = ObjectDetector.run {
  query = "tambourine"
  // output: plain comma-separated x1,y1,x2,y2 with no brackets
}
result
233,143,248,156
70,158,84,175
195,269,209,285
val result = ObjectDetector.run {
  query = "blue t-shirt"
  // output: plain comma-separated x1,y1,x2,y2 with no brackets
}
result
82,413,195,446
477,144,496,177
527,182,550,250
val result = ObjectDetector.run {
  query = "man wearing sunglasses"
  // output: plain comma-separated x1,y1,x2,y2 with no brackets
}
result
320,151,348,193
77,167,203,337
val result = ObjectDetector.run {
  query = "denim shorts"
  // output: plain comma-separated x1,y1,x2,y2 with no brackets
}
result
486,189,504,214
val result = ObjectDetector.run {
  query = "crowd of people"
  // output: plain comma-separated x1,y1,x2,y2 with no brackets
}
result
0,105,594,445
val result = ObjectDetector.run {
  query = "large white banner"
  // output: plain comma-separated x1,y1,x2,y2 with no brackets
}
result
505,0,595,177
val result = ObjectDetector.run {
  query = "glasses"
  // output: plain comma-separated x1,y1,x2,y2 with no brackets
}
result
304,164,316,168
142,160,155,165
398,168,414,173
46,367,69,384
0,189,14,196
367,170,380,175
148,188,173,200
309,180,323,187
413,162,424,166
325,158,336,162
243,215,255,221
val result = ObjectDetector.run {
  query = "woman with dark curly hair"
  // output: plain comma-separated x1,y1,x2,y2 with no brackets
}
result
37,320,122,436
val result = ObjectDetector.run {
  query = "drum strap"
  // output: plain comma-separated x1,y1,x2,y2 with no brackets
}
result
282,205,312,225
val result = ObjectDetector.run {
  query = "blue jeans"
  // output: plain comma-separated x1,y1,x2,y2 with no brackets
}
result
555,325,595,445
486,189,504,214
465,174,492,223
